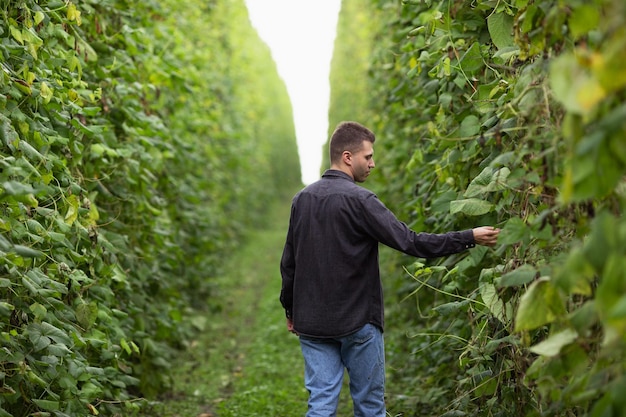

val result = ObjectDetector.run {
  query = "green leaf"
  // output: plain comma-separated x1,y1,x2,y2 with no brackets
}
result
76,302,98,329
0,301,15,317
569,5,599,40
27,322,73,352
31,399,60,411
596,254,626,322
459,115,480,137
464,167,510,198
480,282,507,323
450,198,494,216
569,301,598,334
0,114,19,148
28,325,52,351
433,300,470,315
514,277,566,332
120,338,132,355
487,13,515,49
9,25,23,45
607,295,626,331
498,264,536,287
582,211,621,273
554,246,594,295
460,42,484,74
529,328,578,357
498,217,528,245
29,302,47,320
12,244,44,258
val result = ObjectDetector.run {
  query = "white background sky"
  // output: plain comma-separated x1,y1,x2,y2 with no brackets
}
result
244,0,342,185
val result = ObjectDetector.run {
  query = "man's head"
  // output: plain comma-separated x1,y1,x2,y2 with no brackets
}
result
329,121,376,182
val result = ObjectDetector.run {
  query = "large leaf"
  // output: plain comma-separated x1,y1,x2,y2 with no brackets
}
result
550,53,606,114
460,42,484,74
498,264,537,288
464,167,510,198
487,12,515,49
450,198,494,216
529,328,578,357
515,277,567,332
497,217,528,245
459,115,480,137
27,322,73,352
480,282,508,323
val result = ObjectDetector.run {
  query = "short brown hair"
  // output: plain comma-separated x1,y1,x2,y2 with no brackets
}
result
329,121,376,164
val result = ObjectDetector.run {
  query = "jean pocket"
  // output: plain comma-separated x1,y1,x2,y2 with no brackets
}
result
347,324,375,344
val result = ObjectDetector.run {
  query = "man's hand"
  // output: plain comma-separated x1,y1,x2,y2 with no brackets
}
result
286,318,298,335
472,226,500,247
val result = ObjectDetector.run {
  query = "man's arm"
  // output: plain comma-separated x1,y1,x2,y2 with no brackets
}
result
362,194,500,257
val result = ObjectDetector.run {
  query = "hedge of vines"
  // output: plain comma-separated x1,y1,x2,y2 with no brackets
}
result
0,1,299,416
330,0,625,415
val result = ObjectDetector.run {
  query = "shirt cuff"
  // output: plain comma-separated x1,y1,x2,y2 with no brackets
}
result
463,229,476,249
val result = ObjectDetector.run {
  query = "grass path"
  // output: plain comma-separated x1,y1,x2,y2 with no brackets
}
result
142,196,353,416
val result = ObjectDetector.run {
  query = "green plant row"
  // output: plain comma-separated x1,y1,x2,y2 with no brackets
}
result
330,0,625,415
0,0,300,416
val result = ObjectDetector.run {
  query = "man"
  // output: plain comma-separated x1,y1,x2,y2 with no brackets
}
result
280,121,500,416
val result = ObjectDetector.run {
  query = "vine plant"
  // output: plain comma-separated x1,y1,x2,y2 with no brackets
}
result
331,0,626,415
0,0,298,416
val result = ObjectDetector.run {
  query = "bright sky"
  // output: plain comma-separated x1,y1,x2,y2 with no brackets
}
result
245,0,342,185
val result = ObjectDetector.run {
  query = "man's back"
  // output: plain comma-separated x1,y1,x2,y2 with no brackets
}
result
280,169,383,338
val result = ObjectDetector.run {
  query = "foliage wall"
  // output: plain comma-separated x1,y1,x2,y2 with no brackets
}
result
0,0,299,415
330,0,626,415
324,0,379,171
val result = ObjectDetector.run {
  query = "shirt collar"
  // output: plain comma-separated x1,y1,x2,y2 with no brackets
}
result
322,169,355,183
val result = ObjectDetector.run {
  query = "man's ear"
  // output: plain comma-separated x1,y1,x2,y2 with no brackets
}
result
342,151,352,166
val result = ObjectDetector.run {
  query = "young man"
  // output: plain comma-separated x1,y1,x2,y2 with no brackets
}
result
280,121,500,416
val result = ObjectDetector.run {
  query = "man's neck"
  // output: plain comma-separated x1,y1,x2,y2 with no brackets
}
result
329,164,353,180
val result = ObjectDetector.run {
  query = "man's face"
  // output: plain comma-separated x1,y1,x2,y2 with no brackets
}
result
350,140,375,183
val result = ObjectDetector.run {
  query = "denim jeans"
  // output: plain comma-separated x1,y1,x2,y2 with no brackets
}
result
299,323,385,417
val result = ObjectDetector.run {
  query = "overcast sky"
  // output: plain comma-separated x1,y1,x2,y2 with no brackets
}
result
245,0,342,185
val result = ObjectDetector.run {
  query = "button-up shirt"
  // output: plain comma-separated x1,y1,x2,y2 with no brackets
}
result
280,170,475,338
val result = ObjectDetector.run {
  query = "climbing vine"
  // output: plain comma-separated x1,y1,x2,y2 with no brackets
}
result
330,0,626,415
0,0,298,415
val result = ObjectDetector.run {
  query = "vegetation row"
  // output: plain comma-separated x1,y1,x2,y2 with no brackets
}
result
329,0,626,415
0,0,300,415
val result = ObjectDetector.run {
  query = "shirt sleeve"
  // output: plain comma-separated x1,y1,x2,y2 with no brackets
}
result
362,194,475,258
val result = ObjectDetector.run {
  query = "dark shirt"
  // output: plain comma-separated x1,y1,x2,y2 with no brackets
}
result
280,169,475,338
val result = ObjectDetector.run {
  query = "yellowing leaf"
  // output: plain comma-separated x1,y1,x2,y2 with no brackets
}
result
514,277,566,332
34,11,45,26
67,3,82,26
40,81,53,104
9,26,23,44
575,78,606,112
550,53,605,114
87,404,100,416
64,194,80,225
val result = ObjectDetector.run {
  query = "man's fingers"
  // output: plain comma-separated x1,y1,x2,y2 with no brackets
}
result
472,226,501,247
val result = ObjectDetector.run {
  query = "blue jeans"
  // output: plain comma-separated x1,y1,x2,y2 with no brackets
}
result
299,323,385,417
